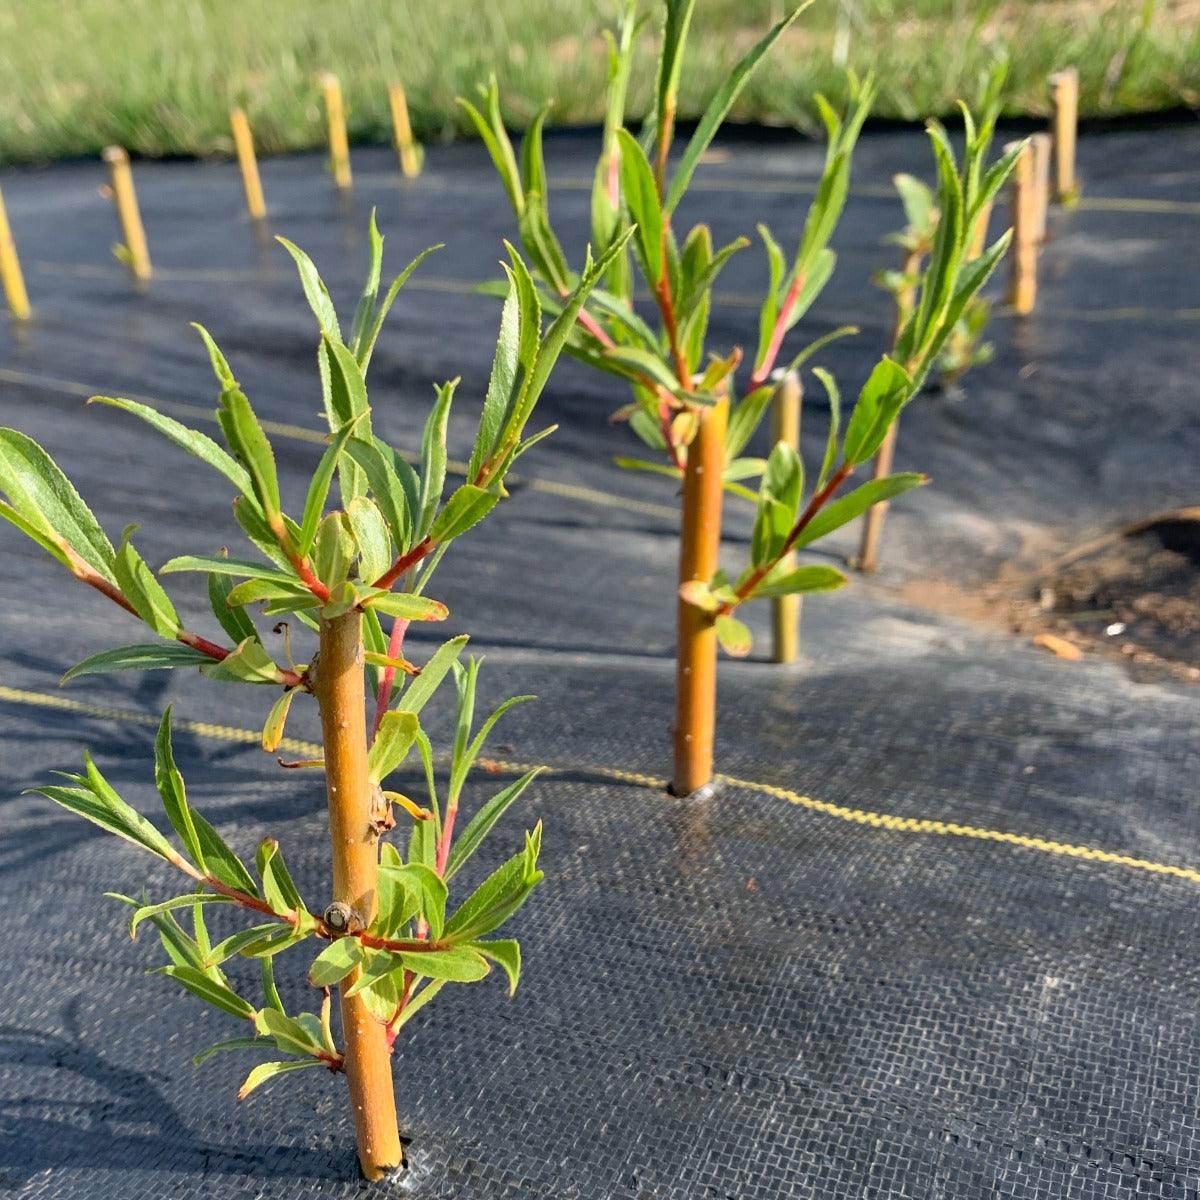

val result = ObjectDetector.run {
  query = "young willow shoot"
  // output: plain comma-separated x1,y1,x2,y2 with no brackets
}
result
464,0,1019,795
860,63,1016,572
0,215,624,1181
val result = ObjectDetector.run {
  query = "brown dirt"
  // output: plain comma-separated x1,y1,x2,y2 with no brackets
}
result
901,510,1200,686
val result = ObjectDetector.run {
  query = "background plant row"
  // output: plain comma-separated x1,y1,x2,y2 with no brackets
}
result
0,0,1195,164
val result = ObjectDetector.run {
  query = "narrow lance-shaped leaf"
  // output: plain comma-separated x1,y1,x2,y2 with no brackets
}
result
114,526,180,638
154,707,205,869
665,2,811,213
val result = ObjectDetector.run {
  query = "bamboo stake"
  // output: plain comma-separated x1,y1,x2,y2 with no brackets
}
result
315,610,402,1181
857,249,920,573
1030,131,1052,243
230,107,267,221
770,371,802,663
673,396,728,797
319,72,353,190
1007,140,1037,316
103,146,151,282
1050,67,1079,204
0,185,30,320
387,82,422,179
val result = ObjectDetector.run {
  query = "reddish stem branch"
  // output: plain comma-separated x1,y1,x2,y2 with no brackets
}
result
370,615,410,740
372,535,435,591
749,274,804,392
719,461,856,614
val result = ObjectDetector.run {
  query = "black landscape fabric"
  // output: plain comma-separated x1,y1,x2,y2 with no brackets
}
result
0,121,1198,1198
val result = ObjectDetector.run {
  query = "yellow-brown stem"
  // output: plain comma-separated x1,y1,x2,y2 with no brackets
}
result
770,372,802,664
320,72,353,191
388,83,421,179
315,610,401,1180
230,108,267,221
1007,140,1037,316
1050,67,1079,204
1029,132,1052,244
103,146,151,282
673,396,728,796
0,185,30,320
858,250,920,573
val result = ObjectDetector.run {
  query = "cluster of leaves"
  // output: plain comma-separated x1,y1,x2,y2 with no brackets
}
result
876,63,1010,389
0,214,620,1100
465,0,1019,657
35,682,541,1099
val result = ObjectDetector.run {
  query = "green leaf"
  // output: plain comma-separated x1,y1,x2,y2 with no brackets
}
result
470,939,522,996
751,441,803,565
217,388,281,524
191,811,260,896
162,554,297,584
111,526,179,637
255,838,306,916
192,1037,269,1066
313,512,353,589
368,711,420,784
191,322,237,388
714,614,752,658
386,978,447,1032
346,495,392,583
417,381,455,537
395,635,468,715
261,689,296,753
666,3,809,212
458,77,524,217
298,416,364,555
381,861,448,940
0,429,116,584
752,563,848,599
90,397,257,505
237,1058,325,1101
445,768,542,882
654,0,698,163
204,922,289,967
469,255,541,481
308,937,365,988
344,437,413,553
444,822,543,942
60,642,213,683
841,357,912,465
257,1007,325,1058
362,591,448,622
617,128,662,284
357,243,444,372
153,708,205,868
724,385,774,460
812,367,842,489
276,237,341,340
202,637,285,685
127,893,235,939
159,965,257,1021
429,484,500,544
348,946,489,994
208,563,258,644
793,472,928,550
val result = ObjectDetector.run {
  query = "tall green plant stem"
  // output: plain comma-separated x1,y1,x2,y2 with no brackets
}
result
315,609,402,1180
673,396,728,796
857,247,922,574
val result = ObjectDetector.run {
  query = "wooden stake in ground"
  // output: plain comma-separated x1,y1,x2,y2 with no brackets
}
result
388,83,422,179
770,371,802,664
319,72,353,191
857,249,920,574
314,609,402,1180
1030,131,1052,243
230,107,267,221
0,185,30,320
674,396,728,796
103,146,151,282
1050,67,1079,205
1007,140,1037,316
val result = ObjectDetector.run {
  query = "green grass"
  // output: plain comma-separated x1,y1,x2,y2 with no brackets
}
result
1,0,1197,164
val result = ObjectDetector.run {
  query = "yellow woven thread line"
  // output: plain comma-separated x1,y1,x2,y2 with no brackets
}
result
0,366,677,522
3,683,1198,887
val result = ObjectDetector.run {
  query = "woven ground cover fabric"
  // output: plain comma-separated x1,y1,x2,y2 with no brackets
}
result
0,121,1197,1197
